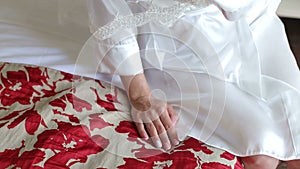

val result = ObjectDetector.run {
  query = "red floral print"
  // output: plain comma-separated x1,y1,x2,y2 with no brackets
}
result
176,137,213,154
221,151,236,161
0,107,47,135
53,109,80,123
1,69,34,106
0,63,243,169
89,113,114,131
33,120,109,168
50,93,92,112
105,88,121,104
15,149,46,169
0,141,26,168
119,151,198,169
201,162,231,169
91,87,118,111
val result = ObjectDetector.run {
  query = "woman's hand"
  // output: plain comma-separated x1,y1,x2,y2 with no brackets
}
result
131,95,179,150
121,74,179,150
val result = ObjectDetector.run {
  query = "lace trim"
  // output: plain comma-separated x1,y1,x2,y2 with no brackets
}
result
91,0,212,40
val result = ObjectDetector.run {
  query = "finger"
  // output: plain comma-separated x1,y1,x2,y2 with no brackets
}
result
167,105,179,125
166,125,179,146
131,109,149,139
153,118,171,150
145,122,162,148
160,110,179,146
135,122,149,140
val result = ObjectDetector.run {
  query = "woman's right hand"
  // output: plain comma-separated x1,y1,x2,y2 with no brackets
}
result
121,74,179,150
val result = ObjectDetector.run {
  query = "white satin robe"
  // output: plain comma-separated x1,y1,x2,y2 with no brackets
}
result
79,0,300,160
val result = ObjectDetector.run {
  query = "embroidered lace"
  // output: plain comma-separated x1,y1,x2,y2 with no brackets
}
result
91,0,212,40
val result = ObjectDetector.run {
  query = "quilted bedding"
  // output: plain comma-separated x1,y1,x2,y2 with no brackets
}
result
0,62,244,169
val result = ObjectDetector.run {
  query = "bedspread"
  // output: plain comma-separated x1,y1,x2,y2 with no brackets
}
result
0,62,243,169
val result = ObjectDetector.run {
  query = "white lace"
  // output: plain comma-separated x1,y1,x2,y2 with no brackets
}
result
91,0,212,40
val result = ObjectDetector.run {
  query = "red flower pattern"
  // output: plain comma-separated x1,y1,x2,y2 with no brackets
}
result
0,107,47,135
50,93,92,112
91,87,118,112
201,162,231,169
0,63,243,169
33,120,109,168
119,151,198,169
89,113,114,131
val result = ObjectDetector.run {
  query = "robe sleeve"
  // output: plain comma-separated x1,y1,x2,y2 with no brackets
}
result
87,0,143,76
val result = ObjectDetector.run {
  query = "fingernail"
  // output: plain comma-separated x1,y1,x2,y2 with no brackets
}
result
164,143,171,150
172,139,180,146
154,140,162,148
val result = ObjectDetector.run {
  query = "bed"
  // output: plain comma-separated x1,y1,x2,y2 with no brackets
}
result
0,0,244,168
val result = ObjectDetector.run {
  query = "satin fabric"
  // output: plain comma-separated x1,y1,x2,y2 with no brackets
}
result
81,0,300,160
1,0,299,160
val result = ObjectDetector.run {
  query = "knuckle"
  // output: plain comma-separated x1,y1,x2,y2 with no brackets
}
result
158,107,167,114
149,110,156,116
164,122,172,130
156,124,165,134
145,123,154,130
149,111,159,120
138,123,145,129
167,129,177,137
167,105,173,110
171,111,179,118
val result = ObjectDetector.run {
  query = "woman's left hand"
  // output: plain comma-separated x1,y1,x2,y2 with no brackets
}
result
130,94,179,150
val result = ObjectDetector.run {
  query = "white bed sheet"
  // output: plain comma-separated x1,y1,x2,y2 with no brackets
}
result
0,0,96,78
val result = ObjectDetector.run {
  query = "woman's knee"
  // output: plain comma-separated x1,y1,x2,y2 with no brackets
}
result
287,160,300,169
242,155,279,169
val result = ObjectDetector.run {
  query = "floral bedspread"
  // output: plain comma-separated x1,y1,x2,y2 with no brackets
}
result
0,62,244,169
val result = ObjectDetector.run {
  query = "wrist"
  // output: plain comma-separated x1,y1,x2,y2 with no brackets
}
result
121,73,151,101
